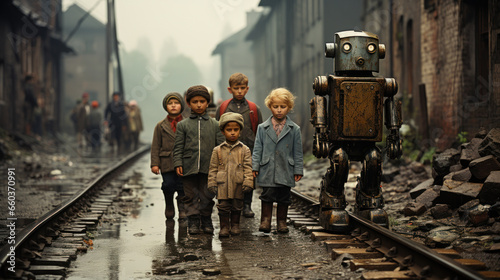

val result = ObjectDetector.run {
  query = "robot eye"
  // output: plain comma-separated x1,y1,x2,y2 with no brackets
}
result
367,43,377,54
342,43,352,53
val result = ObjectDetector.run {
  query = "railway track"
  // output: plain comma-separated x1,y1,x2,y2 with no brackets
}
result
289,189,500,280
0,146,150,279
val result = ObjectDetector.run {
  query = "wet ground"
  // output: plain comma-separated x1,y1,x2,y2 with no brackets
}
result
66,154,354,280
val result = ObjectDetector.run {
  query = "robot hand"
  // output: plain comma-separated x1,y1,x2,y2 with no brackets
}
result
386,129,402,159
313,133,329,158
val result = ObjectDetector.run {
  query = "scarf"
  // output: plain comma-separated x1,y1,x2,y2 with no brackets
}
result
167,115,183,132
271,117,286,137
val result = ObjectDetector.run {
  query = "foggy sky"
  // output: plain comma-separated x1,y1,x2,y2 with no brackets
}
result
63,0,261,95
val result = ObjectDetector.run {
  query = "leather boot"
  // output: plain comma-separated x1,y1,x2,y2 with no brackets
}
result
259,201,273,233
230,211,241,235
176,195,188,227
276,204,289,233
188,215,201,235
164,193,175,220
218,213,230,238
201,215,214,234
242,203,255,218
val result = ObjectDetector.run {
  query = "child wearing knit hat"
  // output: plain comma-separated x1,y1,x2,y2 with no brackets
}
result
208,112,254,238
173,85,225,235
151,92,187,225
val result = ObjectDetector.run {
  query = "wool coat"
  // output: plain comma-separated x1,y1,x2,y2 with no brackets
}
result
173,113,225,176
208,141,253,199
252,116,304,188
150,116,178,172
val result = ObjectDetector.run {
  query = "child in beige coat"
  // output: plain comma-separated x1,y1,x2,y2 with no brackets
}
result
208,112,254,237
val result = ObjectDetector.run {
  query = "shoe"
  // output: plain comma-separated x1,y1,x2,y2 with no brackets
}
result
259,201,273,233
188,215,201,235
230,211,241,235
219,214,230,238
276,204,289,233
201,215,214,234
242,203,255,218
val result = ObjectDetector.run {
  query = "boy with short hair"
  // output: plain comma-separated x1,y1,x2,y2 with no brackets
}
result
208,112,253,238
174,85,225,235
216,73,263,218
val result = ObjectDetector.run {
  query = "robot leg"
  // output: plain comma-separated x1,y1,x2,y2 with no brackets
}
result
319,148,350,232
355,146,388,227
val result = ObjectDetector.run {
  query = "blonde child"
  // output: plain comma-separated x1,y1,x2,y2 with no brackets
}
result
208,112,253,238
252,88,303,233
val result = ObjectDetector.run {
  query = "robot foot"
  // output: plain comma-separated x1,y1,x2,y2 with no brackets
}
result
320,209,350,233
355,208,389,228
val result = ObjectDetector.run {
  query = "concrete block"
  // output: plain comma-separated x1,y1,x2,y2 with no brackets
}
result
478,171,500,205
460,138,482,167
443,168,472,182
469,155,500,181
415,188,440,208
438,180,483,208
410,178,434,199
403,202,427,216
478,128,500,160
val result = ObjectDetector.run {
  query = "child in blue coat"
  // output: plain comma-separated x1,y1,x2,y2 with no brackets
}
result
252,88,303,233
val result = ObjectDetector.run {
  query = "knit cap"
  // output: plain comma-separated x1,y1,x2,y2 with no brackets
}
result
185,85,210,103
162,92,184,113
219,112,244,130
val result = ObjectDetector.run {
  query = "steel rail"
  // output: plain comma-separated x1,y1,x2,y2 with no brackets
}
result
290,189,486,280
0,145,150,274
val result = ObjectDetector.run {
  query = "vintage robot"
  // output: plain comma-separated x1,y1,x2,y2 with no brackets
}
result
310,30,402,232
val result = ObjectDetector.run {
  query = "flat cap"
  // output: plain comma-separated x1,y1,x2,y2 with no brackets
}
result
219,112,244,130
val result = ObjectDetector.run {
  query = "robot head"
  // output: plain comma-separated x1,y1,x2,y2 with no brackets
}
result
325,30,385,73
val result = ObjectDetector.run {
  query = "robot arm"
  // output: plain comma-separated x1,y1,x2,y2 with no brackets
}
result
310,76,330,158
384,78,403,159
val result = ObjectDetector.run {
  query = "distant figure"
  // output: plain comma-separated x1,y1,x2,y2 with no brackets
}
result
181,91,192,119
87,101,102,150
76,92,90,147
206,87,217,118
127,100,143,150
23,75,37,135
105,92,128,151
70,100,80,135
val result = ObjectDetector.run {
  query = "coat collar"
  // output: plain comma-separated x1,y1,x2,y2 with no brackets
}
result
221,140,242,149
160,116,175,138
189,112,210,120
262,116,293,143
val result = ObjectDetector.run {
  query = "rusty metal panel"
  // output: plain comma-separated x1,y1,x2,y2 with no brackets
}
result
329,76,383,142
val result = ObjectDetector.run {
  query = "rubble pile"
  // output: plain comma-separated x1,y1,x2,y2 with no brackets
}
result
389,128,500,263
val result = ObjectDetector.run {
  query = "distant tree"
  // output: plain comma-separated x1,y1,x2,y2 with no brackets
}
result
159,54,203,94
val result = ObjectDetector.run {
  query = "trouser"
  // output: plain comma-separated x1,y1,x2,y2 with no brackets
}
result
216,199,244,215
259,186,292,205
182,174,215,217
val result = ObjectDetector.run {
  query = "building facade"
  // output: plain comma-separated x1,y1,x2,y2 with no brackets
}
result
0,0,70,135
212,11,260,104
364,0,500,150
246,0,363,151
62,4,106,132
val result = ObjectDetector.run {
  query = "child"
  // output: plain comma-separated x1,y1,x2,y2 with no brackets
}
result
252,88,303,233
216,73,263,218
173,85,225,235
208,112,254,237
151,92,187,224
87,100,102,150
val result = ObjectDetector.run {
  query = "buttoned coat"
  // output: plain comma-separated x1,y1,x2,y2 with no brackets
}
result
208,141,253,199
252,116,304,188
173,113,225,176
150,117,177,172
